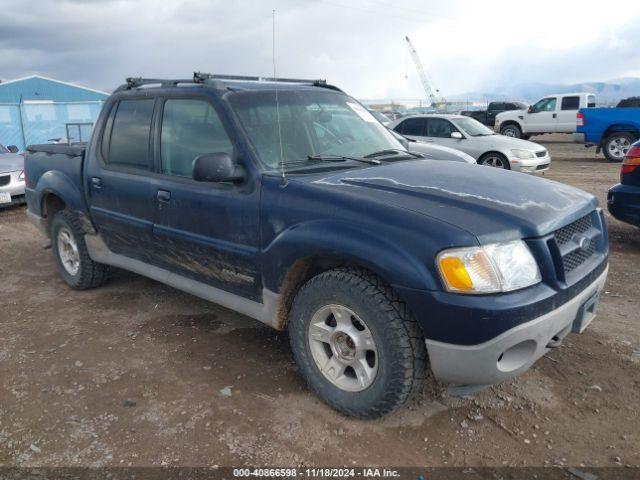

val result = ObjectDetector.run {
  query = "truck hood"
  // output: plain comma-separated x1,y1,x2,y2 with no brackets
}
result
308,160,597,243
0,153,24,174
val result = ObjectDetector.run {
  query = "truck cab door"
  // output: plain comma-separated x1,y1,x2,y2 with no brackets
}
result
149,97,261,300
85,98,158,262
524,97,558,133
486,102,504,126
556,95,581,133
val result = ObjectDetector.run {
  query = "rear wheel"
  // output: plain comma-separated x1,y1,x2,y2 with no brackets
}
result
288,268,427,419
603,133,634,162
50,211,109,290
500,124,522,138
478,152,510,169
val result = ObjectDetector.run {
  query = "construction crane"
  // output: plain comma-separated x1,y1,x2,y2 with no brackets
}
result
405,36,445,110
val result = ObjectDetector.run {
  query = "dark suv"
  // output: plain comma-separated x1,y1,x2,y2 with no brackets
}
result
25,73,608,418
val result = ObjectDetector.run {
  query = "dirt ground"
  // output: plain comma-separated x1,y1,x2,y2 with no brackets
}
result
0,134,638,469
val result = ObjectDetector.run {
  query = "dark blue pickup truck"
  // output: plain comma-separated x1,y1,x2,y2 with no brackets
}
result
25,74,609,418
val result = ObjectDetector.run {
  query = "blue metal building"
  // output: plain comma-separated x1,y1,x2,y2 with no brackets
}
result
0,75,109,151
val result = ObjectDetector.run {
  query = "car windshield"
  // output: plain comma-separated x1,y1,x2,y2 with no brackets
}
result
228,89,405,171
452,117,495,136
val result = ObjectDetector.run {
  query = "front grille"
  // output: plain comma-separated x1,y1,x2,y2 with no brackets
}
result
553,213,600,276
562,241,596,273
0,175,9,187
535,150,547,158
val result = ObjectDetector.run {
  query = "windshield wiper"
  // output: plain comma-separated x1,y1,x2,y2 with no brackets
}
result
364,148,423,159
306,154,381,165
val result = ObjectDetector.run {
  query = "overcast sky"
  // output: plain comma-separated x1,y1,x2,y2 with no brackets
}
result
2,0,640,99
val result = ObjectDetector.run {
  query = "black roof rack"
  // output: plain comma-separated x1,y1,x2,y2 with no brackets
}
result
114,72,340,93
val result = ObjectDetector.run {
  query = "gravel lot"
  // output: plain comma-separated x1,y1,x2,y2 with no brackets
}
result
0,134,638,469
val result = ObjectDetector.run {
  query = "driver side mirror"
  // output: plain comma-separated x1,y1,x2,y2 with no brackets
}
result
450,132,463,140
7,145,18,153
527,106,534,113
192,153,245,183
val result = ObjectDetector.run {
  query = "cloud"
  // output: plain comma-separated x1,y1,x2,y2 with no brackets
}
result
0,0,639,100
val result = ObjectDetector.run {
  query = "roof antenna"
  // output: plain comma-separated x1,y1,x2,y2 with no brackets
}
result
273,8,287,187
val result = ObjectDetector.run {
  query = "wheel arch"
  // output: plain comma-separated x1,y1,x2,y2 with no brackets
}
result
35,171,94,235
601,125,639,145
263,221,437,330
478,150,510,168
499,120,522,132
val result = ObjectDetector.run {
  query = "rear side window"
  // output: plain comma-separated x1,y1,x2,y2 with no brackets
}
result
396,117,426,136
489,102,505,111
160,99,233,177
561,96,580,110
104,99,155,168
426,118,456,138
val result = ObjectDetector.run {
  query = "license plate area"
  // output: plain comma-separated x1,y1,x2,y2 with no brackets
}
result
572,290,600,333
0,192,11,204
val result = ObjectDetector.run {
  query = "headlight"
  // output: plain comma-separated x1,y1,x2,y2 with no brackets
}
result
437,240,541,294
510,149,535,159
18,171,25,181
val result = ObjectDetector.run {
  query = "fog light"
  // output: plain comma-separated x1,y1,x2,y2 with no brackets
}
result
497,340,537,372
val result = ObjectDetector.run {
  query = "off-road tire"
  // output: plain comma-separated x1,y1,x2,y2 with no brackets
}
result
50,210,108,290
603,132,635,162
289,267,427,419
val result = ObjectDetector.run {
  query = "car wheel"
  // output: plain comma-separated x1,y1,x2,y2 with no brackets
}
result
500,124,522,138
478,152,510,169
604,133,634,162
50,210,109,290
289,268,427,419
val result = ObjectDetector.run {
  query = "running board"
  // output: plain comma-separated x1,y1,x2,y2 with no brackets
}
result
84,234,281,329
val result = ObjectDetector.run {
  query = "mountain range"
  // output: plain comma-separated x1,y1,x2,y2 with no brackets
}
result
449,78,640,105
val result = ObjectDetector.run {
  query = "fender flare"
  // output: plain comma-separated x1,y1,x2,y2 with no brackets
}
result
35,171,92,228
261,219,438,294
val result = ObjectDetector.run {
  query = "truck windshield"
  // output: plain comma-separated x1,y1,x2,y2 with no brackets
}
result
228,89,405,171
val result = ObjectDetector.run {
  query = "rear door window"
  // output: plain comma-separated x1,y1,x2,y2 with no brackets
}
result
104,99,155,169
426,118,456,138
396,117,426,136
561,96,580,110
160,99,233,178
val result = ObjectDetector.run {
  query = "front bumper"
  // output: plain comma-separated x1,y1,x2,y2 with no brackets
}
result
425,266,608,388
509,153,551,173
0,170,26,206
607,183,640,227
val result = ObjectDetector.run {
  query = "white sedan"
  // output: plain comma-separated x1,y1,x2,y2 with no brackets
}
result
389,114,551,173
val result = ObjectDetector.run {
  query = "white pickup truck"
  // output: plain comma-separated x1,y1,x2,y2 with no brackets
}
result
495,93,596,139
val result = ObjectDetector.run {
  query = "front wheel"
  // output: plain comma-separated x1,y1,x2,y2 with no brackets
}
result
478,152,510,169
50,211,109,290
500,124,522,138
603,133,634,162
289,268,427,419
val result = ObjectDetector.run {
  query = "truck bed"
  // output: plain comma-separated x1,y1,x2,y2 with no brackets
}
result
25,143,87,221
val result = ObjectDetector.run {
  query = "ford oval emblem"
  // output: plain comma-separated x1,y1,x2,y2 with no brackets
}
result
574,235,591,252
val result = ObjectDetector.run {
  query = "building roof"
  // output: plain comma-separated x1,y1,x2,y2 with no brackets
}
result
0,75,109,103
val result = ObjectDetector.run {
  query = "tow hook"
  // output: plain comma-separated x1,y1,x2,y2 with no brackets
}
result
546,335,563,349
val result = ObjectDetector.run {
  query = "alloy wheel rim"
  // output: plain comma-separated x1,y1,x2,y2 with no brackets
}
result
482,156,506,168
57,228,80,276
503,127,517,137
608,138,630,159
308,304,378,392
